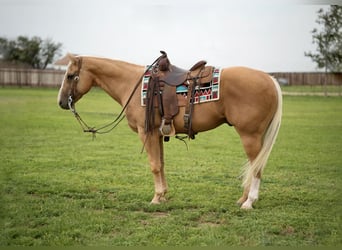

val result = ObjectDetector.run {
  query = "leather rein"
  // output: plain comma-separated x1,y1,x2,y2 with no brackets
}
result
66,54,164,138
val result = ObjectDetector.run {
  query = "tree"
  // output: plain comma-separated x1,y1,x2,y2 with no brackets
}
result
0,36,62,69
40,38,63,69
305,5,342,73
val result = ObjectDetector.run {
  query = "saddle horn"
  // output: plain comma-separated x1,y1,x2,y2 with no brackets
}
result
158,51,170,71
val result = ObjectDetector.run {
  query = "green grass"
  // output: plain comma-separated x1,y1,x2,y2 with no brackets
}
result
0,87,341,246
281,84,341,94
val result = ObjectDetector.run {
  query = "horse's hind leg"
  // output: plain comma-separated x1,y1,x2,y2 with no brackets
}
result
240,174,261,209
138,128,168,204
236,133,263,209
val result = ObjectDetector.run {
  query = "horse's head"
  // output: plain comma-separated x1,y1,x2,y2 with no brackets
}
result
57,55,93,110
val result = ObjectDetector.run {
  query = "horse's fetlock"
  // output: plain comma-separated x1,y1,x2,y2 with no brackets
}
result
150,167,161,175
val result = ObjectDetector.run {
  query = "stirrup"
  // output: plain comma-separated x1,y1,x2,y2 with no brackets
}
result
159,119,175,136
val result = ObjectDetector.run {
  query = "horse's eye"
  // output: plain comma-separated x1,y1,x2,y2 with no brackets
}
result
67,74,75,80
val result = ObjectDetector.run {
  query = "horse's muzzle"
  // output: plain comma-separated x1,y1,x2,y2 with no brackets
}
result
58,95,75,110
58,97,70,110
59,101,69,110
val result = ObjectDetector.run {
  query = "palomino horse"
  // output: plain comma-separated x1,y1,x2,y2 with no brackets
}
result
57,54,282,209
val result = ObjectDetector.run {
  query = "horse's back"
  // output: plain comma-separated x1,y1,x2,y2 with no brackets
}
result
221,66,276,96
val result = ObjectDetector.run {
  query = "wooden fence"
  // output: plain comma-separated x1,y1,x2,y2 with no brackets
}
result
0,68,341,87
270,72,342,86
0,68,65,87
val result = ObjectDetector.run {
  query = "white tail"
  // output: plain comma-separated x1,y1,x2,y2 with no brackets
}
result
242,76,282,188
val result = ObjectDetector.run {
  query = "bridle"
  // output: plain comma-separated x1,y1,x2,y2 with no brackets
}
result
67,57,82,102
65,53,165,138
66,56,128,138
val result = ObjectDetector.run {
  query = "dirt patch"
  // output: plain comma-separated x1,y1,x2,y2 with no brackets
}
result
198,221,221,228
140,212,170,226
151,211,170,218
280,225,295,236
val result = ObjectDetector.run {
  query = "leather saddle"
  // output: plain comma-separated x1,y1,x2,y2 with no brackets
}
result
145,51,213,140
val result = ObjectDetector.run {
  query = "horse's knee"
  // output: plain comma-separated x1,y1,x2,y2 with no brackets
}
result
150,167,158,174
150,164,161,175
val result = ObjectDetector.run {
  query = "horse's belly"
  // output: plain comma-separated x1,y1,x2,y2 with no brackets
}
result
173,104,226,133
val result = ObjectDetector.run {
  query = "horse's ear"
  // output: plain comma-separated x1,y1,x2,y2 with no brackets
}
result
67,53,77,64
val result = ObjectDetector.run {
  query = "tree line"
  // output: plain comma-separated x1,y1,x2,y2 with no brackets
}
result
0,36,62,69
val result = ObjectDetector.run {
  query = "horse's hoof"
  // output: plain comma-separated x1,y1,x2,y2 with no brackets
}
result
150,193,167,204
241,201,253,210
241,205,253,210
150,200,160,205
150,199,167,205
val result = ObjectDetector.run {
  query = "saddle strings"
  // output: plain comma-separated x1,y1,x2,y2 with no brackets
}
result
70,53,166,138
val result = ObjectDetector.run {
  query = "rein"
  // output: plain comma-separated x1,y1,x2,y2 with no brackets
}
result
68,54,165,138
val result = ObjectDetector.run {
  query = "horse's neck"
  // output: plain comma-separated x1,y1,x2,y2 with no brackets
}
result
85,57,144,106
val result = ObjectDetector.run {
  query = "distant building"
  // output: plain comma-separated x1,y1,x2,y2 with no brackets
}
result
53,53,78,70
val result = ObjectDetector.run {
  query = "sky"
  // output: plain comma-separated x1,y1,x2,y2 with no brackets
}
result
0,0,333,72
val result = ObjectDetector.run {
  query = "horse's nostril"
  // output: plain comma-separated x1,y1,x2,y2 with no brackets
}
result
59,100,68,109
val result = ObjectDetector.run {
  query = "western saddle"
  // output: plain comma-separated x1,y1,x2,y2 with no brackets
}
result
145,51,214,140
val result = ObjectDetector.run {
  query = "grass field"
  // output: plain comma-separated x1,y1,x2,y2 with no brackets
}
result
0,87,341,246
281,85,341,96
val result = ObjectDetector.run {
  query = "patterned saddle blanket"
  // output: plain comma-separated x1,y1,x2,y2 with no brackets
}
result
141,67,221,107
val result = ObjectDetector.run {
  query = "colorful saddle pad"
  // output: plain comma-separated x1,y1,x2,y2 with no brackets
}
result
141,67,221,106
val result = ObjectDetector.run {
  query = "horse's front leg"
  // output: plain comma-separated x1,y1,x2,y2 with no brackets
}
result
138,128,167,204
